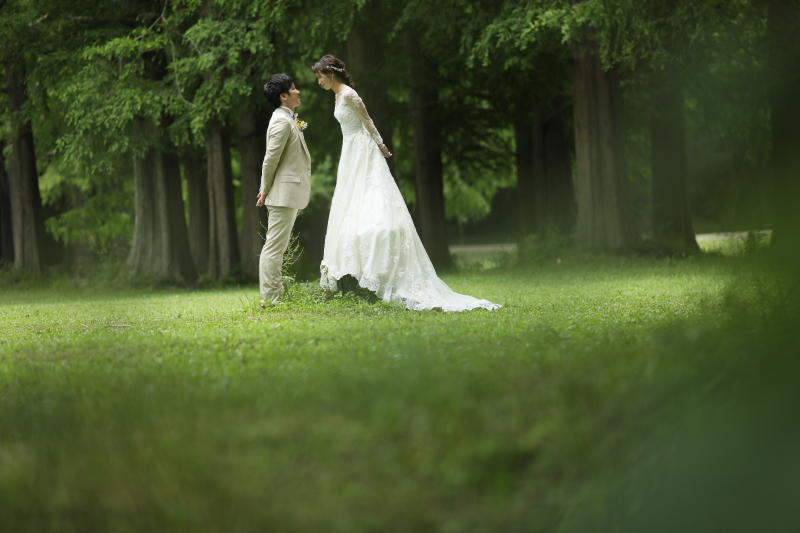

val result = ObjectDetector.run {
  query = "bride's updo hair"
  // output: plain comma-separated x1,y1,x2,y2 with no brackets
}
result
312,55,354,88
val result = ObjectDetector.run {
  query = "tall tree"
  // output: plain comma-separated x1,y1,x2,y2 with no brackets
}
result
469,5,575,243
544,102,576,235
473,0,759,250
206,126,239,279
127,149,163,279
514,103,538,241
183,150,210,275
515,103,547,240
515,100,575,241
5,64,46,272
163,149,197,282
572,42,637,249
0,139,14,265
650,67,698,250
404,31,453,270
766,0,800,258
126,142,197,283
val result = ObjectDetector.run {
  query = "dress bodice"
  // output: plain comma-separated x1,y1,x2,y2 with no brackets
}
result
333,87,384,145
334,95,363,137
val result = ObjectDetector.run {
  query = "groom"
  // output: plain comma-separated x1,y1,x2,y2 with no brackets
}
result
256,74,311,303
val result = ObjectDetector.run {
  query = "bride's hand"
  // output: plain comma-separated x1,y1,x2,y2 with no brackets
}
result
380,144,392,158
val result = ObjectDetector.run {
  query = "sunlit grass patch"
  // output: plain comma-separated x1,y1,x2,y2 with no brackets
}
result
696,230,772,256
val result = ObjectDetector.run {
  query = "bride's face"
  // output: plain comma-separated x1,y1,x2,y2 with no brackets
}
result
316,71,334,90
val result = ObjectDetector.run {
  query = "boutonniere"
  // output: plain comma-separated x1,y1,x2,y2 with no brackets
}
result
294,116,308,131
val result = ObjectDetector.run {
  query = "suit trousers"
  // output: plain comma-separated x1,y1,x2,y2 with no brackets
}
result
259,205,299,302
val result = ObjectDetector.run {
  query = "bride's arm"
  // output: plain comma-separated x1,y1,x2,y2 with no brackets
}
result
345,91,392,158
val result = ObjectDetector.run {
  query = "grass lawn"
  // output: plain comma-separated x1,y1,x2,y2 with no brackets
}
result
1,254,797,532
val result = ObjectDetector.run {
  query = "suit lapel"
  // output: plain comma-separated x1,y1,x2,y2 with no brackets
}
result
298,129,311,162
291,116,311,162
276,109,311,163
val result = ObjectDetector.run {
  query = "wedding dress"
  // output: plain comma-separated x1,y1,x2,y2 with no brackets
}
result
320,86,501,312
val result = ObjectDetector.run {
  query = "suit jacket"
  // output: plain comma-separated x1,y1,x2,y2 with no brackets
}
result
260,107,312,209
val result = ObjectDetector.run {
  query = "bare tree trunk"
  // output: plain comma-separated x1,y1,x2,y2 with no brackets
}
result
127,145,197,282
127,149,160,277
163,151,197,282
238,109,269,279
5,65,45,272
767,0,800,258
650,68,699,251
514,105,536,243
518,100,576,243
572,44,637,250
544,103,576,235
404,32,453,271
183,151,209,275
515,102,546,241
532,105,548,233
206,126,240,279
0,140,14,265
347,3,396,177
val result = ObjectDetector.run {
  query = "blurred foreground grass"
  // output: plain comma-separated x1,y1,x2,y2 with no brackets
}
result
1,254,798,532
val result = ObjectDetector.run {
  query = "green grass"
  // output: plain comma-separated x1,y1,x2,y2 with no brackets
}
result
1,255,797,532
696,230,772,256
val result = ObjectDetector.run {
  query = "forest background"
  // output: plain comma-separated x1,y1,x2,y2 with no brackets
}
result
1,0,799,283
3,2,800,530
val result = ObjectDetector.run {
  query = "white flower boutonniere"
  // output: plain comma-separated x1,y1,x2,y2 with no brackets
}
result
294,116,308,131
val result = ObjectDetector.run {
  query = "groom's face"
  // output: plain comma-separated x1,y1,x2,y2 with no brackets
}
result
281,84,302,110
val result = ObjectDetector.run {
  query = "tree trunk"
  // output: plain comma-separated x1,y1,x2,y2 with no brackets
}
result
767,0,800,258
0,140,14,265
347,4,396,177
238,109,269,279
163,151,197,282
206,126,240,279
127,149,160,278
5,65,45,272
572,44,637,250
183,151,209,275
514,107,535,243
514,102,547,241
404,32,453,271
649,69,699,251
532,105,548,233
127,145,197,282
544,103,576,235
518,100,576,243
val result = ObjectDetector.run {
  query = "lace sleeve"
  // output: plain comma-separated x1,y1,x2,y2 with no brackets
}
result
344,90,384,146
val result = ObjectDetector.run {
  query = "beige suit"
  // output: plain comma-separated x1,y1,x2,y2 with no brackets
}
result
259,107,312,302
260,108,312,208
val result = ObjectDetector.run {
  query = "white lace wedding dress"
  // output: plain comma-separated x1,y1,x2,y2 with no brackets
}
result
320,86,501,312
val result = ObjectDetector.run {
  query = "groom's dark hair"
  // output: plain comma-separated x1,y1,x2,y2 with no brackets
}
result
263,74,295,108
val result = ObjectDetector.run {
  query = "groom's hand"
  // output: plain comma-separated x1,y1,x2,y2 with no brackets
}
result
256,191,265,207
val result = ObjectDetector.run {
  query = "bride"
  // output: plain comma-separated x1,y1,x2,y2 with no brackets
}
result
312,55,500,312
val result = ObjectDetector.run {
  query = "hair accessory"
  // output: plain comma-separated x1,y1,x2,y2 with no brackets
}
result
329,66,345,73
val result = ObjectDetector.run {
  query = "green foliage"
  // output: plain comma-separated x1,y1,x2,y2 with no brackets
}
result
441,99,516,224
0,0,783,270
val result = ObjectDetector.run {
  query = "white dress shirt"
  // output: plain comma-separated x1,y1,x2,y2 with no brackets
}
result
280,106,295,120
